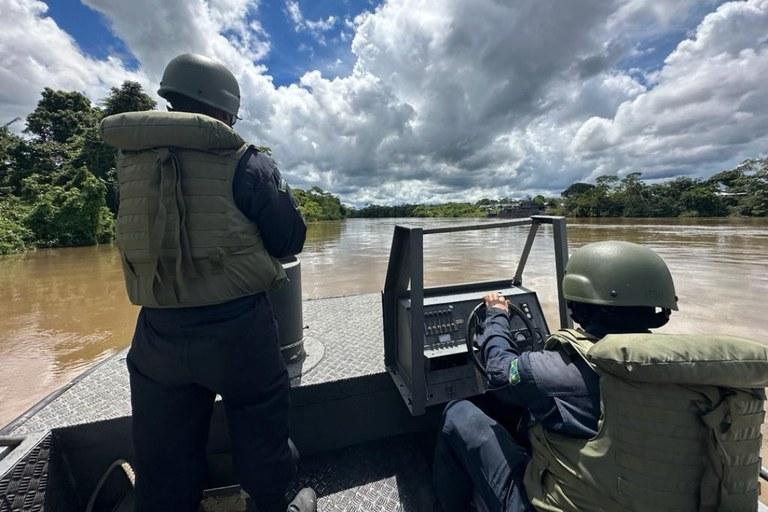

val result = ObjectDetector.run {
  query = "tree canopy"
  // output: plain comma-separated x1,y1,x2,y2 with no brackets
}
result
348,202,483,218
25,88,97,144
292,187,346,221
0,82,155,254
556,166,767,218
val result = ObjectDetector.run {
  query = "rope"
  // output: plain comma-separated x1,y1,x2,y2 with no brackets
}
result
84,459,134,512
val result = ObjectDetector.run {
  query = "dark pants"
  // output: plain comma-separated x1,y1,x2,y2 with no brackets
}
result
127,294,293,512
433,400,533,512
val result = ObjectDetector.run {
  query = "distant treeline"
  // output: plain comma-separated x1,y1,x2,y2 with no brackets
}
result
348,202,484,218
347,160,768,220
556,164,768,218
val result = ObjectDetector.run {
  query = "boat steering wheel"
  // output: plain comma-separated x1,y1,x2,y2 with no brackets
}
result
466,300,539,381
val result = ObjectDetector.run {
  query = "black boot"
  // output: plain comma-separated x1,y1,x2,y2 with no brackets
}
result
287,488,316,512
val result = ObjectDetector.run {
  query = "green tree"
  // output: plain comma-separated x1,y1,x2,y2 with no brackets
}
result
562,182,594,197
23,167,114,246
0,126,22,195
351,201,483,218
292,187,346,221
0,197,33,254
680,185,726,217
102,81,156,117
561,175,620,217
0,83,156,253
710,158,768,216
540,159,767,219
616,172,651,217
25,88,96,143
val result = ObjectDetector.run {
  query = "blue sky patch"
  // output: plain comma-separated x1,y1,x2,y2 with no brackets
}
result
617,1,728,87
44,0,139,70
43,0,381,85
257,0,382,86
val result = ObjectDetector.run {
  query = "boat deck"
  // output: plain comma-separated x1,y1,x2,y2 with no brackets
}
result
2,293,767,511
2,293,442,511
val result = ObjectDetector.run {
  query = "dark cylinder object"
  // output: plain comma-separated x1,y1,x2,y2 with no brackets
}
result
268,256,305,363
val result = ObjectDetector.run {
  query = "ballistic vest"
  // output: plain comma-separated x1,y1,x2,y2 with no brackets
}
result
524,329,768,512
100,111,286,308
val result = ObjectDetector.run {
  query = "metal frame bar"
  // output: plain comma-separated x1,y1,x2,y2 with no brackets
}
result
513,221,539,287
549,216,572,328
422,218,532,234
407,229,426,414
0,437,23,463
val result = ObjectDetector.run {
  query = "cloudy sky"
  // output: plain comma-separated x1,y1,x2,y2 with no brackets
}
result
1,0,767,205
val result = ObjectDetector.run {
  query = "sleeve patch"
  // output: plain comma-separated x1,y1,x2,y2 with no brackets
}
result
508,358,521,385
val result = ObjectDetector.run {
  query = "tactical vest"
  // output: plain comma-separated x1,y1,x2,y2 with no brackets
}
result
100,111,286,308
524,329,768,512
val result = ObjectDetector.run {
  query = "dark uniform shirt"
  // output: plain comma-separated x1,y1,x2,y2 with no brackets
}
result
480,308,601,438
231,148,306,258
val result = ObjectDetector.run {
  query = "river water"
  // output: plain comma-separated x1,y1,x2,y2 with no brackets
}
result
1,217,767,427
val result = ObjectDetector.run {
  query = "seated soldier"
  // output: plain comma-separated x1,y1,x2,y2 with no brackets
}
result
433,240,765,512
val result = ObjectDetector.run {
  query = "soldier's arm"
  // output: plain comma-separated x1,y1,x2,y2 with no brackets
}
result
480,308,528,393
480,313,601,436
233,149,307,258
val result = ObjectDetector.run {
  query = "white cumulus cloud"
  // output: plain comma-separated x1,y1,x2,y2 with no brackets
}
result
572,0,768,180
1,0,766,205
285,0,337,45
0,0,147,125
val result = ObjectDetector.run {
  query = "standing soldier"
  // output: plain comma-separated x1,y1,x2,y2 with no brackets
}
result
101,54,315,512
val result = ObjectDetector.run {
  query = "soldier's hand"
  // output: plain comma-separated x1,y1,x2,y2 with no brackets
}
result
483,292,508,313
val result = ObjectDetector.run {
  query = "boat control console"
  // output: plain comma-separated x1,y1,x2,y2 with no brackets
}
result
382,216,571,415
399,287,547,366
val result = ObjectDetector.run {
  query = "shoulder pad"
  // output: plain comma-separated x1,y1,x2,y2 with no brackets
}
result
101,111,244,151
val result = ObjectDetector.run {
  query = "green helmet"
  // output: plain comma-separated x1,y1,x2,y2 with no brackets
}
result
157,53,240,118
563,241,678,310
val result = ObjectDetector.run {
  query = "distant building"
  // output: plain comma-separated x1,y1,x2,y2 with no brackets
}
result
481,200,545,218
715,191,748,197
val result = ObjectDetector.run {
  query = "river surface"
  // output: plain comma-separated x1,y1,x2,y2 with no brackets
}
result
1,217,767,427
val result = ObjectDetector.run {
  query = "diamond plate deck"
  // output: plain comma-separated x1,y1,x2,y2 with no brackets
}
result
6,293,385,436
0,434,49,512
200,435,435,512
290,435,435,512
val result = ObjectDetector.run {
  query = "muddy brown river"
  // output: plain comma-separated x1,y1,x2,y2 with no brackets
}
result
1,217,767,427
